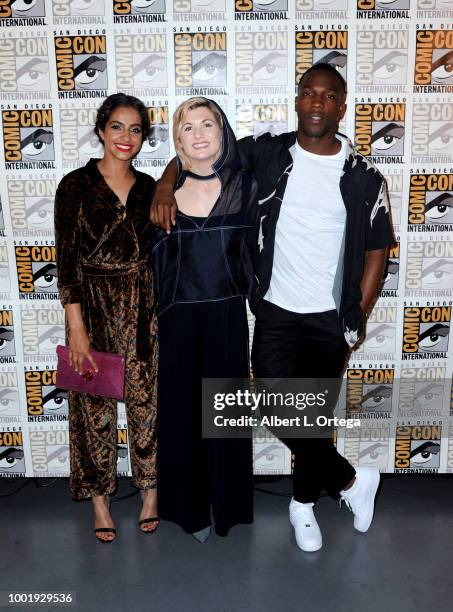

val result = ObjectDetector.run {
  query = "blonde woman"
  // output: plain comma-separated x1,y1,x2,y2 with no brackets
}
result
151,98,256,541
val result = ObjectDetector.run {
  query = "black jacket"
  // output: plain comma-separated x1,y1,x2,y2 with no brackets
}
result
151,101,257,315
239,131,394,346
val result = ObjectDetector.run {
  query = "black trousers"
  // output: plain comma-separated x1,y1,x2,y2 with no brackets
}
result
157,297,254,536
252,300,356,503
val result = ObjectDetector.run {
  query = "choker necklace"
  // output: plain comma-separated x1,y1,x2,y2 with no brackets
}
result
185,170,216,181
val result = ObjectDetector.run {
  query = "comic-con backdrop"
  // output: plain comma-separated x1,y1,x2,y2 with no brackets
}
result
0,0,452,480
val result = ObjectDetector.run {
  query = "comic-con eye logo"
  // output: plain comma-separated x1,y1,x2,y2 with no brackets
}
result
235,0,288,18
414,30,453,90
356,30,408,91
0,311,16,358
54,35,108,96
295,31,347,88
47,446,69,473
115,34,167,93
408,174,453,230
344,425,390,470
410,439,442,469
236,103,288,139
355,104,405,160
174,32,227,93
395,425,441,471
113,0,166,16
357,0,410,11
0,431,25,474
0,0,46,21
405,240,453,294
21,307,65,358
358,439,389,470
405,381,446,415
52,0,105,17
25,370,68,418
2,109,55,168
0,371,19,417
412,103,453,163
77,126,101,160
347,369,394,417
0,38,50,95
15,245,58,298
44,437,69,473
48,444,69,473
357,306,396,356
236,31,287,93
137,106,169,160
7,178,56,235
254,439,288,474
403,306,451,358
411,438,442,469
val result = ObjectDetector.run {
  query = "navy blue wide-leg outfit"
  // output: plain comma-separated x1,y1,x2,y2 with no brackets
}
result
158,297,253,535
151,101,257,536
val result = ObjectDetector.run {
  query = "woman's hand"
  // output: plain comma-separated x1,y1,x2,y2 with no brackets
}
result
64,303,98,374
68,327,98,375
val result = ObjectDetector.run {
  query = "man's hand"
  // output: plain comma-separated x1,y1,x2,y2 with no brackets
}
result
360,247,389,316
150,182,177,234
150,157,178,234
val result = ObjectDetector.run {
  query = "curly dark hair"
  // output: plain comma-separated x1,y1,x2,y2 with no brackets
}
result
298,62,347,96
94,94,150,143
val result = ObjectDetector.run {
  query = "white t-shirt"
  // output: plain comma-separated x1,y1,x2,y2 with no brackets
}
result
264,136,347,313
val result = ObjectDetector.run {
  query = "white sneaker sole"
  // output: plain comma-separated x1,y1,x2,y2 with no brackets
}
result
290,515,323,552
296,538,323,553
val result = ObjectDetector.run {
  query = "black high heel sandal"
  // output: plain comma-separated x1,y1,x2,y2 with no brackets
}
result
138,517,160,534
139,489,159,534
94,496,116,543
94,527,117,543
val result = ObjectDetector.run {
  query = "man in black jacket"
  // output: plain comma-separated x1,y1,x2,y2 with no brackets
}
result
152,68,393,552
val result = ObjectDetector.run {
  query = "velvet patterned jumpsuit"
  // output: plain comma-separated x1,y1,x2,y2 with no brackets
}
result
55,159,158,499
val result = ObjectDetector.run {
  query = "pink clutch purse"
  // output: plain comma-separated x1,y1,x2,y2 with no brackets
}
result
56,345,126,400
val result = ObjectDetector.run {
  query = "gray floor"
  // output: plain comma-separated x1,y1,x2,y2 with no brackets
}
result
1,475,452,612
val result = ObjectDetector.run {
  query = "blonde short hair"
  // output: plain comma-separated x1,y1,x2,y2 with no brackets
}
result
172,97,223,170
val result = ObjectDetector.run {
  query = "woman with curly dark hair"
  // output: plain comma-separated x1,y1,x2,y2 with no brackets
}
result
55,93,158,542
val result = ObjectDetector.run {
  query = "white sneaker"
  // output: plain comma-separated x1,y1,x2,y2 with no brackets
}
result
340,467,380,533
289,499,322,552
